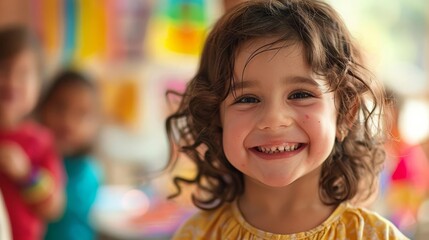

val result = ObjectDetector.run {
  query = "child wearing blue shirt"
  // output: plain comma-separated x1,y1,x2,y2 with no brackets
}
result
39,70,102,240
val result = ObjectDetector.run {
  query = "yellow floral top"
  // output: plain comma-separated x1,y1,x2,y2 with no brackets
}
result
173,201,409,240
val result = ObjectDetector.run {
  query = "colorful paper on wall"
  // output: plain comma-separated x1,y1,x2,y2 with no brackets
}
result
29,0,159,63
62,0,77,63
29,0,43,45
105,0,120,60
75,0,107,62
105,0,152,61
40,0,63,57
148,0,209,57
100,78,140,127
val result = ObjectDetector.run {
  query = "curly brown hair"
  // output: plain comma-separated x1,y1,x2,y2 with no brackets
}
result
166,0,387,210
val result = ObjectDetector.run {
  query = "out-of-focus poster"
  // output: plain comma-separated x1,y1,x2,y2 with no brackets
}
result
100,76,140,128
106,0,152,61
75,0,107,62
147,0,209,58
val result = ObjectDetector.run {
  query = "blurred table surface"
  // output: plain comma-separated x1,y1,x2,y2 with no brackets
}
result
92,185,195,240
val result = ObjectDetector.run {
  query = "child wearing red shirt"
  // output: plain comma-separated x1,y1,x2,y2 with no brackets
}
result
0,26,65,240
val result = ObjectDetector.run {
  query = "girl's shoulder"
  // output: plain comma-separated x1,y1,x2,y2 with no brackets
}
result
172,202,237,240
338,203,409,239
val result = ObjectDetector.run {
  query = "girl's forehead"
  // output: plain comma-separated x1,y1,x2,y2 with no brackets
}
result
233,38,306,73
230,38,331,91
235,38,303,63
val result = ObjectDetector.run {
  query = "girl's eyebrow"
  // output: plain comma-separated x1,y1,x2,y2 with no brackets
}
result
231,80,257,91
231,76,320,91
287,76,321,87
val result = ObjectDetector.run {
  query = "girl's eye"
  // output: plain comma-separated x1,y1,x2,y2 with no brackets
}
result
234,96,260,104
289,91,314,99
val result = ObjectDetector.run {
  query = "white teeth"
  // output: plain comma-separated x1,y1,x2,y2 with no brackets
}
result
256,144,300,154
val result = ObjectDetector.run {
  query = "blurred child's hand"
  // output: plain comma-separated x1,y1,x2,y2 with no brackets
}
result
0,142,31,183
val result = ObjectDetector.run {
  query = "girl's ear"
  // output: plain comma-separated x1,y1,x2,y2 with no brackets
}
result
336,97,360,141
336,128,346,142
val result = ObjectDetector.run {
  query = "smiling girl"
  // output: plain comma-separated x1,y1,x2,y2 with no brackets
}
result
166,0,407,239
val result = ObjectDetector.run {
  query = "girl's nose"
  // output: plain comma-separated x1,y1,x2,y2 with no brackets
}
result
257,101,294,130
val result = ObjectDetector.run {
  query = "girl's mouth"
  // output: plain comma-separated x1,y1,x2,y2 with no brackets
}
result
253,143,303,154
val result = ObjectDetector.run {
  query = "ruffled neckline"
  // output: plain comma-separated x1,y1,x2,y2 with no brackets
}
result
231,200,348,239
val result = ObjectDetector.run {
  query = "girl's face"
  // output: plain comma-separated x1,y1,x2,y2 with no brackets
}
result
41,82,98,156
220,39,337,187
0,49,39,128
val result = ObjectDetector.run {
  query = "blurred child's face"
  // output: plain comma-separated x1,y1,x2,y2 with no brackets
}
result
220,39,337,188
41,83,98,156
0,49,39,128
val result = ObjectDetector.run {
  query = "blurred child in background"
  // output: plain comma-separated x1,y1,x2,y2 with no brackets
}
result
39,70,102,240
384,89,429,237
0,26,65,240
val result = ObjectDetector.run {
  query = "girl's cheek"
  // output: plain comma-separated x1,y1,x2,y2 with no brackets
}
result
301,114,310,124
